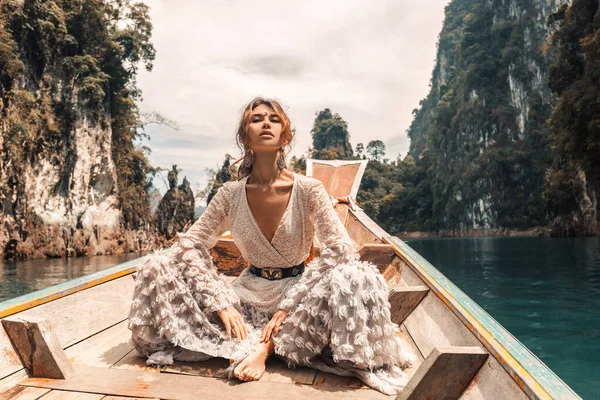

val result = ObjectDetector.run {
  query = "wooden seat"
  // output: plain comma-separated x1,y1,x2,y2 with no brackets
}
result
388,286,429,325
397,346,488,400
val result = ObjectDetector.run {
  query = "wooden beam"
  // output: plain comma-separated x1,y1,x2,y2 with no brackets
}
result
396,346,488,400
388,286,429,325
20,365,388,400
358,244,396,269
211,239,246,276
2,317,72,379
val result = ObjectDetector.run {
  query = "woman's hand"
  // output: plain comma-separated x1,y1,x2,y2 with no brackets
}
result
217,305,248,340
261,309,288,342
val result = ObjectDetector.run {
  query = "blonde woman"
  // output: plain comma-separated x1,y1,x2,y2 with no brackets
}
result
128,97,415,395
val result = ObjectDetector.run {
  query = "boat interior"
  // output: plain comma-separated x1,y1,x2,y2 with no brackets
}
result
0,160,579,399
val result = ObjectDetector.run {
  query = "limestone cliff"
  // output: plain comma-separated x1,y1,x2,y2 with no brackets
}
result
0,0,161,259
407,0,568,231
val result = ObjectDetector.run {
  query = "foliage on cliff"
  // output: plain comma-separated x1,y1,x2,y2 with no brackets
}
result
0,0,157,231
543,0,600,235
404,0,560,232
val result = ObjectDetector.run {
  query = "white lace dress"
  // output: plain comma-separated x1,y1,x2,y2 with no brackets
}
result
128,172,416,394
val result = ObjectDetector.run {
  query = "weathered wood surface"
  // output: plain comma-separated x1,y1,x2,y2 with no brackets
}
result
358,244,396,269
11,278,133,349
333,204,349,226
211,239,246,276
0,370,28,393
64,320,132,368
345,213,382,245
0,325,23,380
111,350,160,374
20,366,390,400
388,286,429,325
459,354,530,400
309,161,363,199
380,258,403,287
395,328,422,381
2,317,72,379
162,358,228,378
313,371,365,389
0,386,50,400
403,291,483,359
397,346,488,400
396,260,426,288
259,357,316,385
349,210,388,242
39,390,103,399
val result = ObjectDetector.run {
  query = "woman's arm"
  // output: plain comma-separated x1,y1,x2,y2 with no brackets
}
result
166,183,240,313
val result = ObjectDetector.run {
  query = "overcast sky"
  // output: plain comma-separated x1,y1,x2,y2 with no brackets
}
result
136,0,450,199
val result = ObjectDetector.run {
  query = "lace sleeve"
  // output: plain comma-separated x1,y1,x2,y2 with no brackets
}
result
277,180,359,313
166,183,239,312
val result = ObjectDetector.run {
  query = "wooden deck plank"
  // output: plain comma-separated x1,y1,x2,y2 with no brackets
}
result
64,320,132,368
102,396,159,400
111,350,161,373
161,358,229,378
20,365,389,400
313,371,365,389
0,371,28,393
39,390,103,399
0,386,50,400
13,278,134,349
0,325,23,380
259,357,316,385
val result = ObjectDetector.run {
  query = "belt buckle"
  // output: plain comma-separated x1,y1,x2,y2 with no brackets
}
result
261,267,283,280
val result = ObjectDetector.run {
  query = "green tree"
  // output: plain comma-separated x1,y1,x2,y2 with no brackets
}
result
310,108,353,160
0,0,158,231
355,142,364,158
366,140,385,162
543,0,600,235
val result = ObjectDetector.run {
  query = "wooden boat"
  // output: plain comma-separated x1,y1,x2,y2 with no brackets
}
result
0,159,581,400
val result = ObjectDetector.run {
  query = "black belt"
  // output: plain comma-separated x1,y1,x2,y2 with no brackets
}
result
249,262,305,280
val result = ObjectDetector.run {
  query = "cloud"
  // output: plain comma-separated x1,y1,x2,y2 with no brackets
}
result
136,0,450,199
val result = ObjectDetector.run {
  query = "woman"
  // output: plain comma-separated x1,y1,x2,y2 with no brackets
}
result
128,97,415,395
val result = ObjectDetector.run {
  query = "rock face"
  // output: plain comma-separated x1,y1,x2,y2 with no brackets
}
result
407,0,568,231
0,0,160,260
155,165,195,239
0,111,155,260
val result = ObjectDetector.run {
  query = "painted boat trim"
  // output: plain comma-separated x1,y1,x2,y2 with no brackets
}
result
386,235,581,400
0,251,165,318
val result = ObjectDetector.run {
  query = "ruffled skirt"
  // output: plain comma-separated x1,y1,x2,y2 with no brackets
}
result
128,252,416,395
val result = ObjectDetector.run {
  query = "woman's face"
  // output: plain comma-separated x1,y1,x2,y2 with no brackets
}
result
247,104,284,152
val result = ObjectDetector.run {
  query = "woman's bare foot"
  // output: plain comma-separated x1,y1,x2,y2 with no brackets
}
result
233,340,274,381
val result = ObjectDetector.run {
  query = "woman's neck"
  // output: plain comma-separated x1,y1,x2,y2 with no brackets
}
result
248,151,282,186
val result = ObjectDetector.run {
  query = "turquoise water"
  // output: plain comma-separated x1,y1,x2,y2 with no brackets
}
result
0,253,146,303
404,236,600,399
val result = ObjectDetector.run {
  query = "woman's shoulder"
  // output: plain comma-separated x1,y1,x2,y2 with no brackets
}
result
293,173,328,206
293,173,323,191
213,179,242,202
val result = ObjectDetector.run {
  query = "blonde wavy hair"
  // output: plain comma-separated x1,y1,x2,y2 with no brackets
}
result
228,97,295,180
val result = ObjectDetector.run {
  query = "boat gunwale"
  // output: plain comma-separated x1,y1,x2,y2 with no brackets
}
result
0,253,160,318
386,235,581,400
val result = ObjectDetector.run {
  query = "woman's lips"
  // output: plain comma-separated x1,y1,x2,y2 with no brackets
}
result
259,131,274,137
